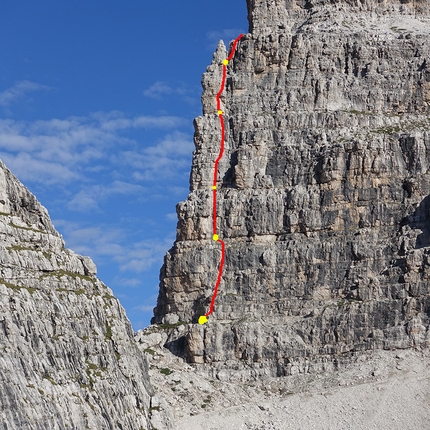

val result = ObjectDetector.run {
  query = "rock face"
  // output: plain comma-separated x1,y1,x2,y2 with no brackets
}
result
153,0,430,376
0,160,157,429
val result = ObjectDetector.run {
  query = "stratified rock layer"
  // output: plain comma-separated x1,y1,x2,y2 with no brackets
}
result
0,160,156,429
153,0,430,375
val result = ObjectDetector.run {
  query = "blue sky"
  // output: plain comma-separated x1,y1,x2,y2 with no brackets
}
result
0,1,248,330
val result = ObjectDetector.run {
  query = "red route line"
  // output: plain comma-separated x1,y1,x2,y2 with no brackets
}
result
212,113,225,235
205,33,244,319
206,239,225,317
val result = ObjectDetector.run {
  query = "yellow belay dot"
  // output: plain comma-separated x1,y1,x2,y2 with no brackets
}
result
198,315,208,325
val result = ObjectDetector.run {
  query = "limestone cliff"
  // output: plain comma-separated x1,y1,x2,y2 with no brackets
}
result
0,159,160,429
153,0,430,376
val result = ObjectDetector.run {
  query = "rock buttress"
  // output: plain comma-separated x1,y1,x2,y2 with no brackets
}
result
153,0,430,375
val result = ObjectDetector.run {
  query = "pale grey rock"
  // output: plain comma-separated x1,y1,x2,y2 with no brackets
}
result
162,313,179,325
0,159,161,429
148,395,175,430
153,0,430,379
79,255,97,276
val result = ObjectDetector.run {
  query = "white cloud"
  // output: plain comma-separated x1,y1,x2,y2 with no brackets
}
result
144,132,193,157
0,112,186,185
54,219,174,275
0,152,80,185
134,304,155,313
143,81,187,99
0,80,51,107
166,213,177,221
119,131,194,182
97,112,185,131
115,278,143,288
53,223,123,256
168,186,189,196
108,180,146,195
133,294,159,313
66,189,100,212
117,238,174,273
66,181,147,212
143,82,174,98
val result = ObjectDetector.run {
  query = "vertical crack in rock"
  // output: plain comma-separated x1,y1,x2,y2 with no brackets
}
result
153,0,430,375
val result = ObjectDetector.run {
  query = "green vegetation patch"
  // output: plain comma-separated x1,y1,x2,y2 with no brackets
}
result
42,269,95,285
86,361,99,371
160,367,173,376
157,321,186,330
43,375,57,385
85,360,105,378
7,245,34,252
5,245,51,262
105,322,113,341
10,222,44,233
348,110,371,115
103,293,114,301
390,26,407,33
371,125,401,134
56,287,87,296
0,278,36,295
